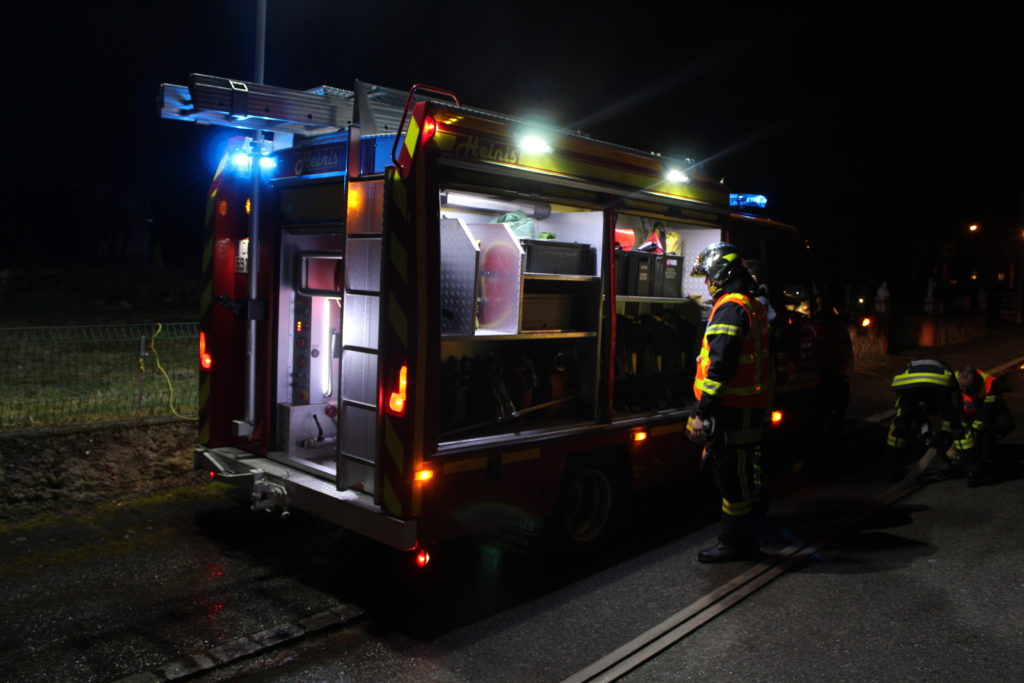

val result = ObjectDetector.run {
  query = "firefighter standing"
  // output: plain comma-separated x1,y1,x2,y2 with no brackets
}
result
885,359,978,485
957,365,1015,467
687,243,773,563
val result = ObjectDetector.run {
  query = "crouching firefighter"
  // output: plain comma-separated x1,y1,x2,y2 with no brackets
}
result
957,365,1015,458
687,243,773,563
885,359,977,485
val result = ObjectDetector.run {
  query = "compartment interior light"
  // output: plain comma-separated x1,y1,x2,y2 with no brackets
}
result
321,299,333,398
440,190,551,218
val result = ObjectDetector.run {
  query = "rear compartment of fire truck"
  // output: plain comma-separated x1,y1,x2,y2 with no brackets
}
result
267,171,726,487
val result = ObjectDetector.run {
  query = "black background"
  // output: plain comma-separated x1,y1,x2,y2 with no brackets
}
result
4,1,1021,309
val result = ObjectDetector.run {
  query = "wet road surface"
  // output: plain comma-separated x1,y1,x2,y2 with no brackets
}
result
1,326,1022,682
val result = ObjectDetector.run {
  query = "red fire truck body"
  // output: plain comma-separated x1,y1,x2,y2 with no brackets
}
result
162,75,852,555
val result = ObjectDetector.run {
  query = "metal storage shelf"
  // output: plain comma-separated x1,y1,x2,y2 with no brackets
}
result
616,295,691,303
441,331,597,342
523,273,600,283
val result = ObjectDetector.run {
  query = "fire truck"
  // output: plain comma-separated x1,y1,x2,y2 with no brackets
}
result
160,74,852,561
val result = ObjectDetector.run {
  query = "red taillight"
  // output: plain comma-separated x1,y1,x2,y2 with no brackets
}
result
415,548,431,569
421,115,437,143
771,410,783,426
199,331,213,371
208,471,216,480
386,365,408,416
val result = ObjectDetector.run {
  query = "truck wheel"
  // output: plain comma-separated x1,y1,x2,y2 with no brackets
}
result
803,377,850,472
547,455,628,554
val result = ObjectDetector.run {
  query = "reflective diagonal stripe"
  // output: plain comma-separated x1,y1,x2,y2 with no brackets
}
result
404,117,420,159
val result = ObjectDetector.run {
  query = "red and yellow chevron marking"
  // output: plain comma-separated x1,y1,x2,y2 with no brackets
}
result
198,153,231,446
376,161,432,521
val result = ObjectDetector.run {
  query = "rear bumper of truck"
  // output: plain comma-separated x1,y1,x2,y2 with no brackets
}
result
195,446,418,550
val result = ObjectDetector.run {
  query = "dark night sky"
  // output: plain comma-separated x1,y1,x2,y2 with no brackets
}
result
4,1,1021,298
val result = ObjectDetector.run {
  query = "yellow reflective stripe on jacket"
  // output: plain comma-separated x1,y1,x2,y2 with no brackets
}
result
891,372,951,389
706,323,741,337
699,377,723,396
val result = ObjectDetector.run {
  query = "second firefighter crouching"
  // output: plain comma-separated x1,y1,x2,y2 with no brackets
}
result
885,358,981,485
686,243,773,564
956,365,1016,460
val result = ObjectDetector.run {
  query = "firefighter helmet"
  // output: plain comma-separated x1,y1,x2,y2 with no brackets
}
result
691,242,744,293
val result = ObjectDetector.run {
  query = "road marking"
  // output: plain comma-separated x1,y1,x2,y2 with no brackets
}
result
563,449,939,682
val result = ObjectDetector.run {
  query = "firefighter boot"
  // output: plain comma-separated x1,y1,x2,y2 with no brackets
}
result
698,514,761,564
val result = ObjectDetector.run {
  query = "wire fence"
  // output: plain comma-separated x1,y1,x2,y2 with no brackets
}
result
0,323,199,432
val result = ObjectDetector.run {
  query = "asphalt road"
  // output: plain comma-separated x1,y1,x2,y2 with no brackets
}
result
1,325,1022,682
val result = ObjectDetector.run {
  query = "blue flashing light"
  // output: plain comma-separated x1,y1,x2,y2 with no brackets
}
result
231,152,252,170
229,151,277,175
729,193,768,208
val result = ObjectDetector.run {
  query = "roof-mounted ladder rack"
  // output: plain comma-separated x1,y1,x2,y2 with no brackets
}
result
159,73,432,138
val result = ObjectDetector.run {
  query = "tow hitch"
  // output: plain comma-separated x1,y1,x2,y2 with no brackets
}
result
251,471,290,518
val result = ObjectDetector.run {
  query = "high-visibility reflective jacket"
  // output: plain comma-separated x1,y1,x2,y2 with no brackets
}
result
961,369,999,429
694,290,772,413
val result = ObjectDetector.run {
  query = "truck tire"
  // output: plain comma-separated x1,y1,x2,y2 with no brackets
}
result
547,454,628,555
802,377,850,472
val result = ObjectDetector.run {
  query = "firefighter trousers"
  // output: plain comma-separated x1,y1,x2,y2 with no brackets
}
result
705,405,766,549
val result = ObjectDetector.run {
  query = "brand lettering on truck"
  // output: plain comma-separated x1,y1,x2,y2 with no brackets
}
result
294,149,340,175
453,136,520,165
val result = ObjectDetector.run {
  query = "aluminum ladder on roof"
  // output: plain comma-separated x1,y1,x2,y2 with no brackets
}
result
159,73,418,137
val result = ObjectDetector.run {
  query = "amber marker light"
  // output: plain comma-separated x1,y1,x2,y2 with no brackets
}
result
199,331,213,370
771,410,784,426
861,317,872,328
386,364,409,416
414,469,434,483
632,430,648,443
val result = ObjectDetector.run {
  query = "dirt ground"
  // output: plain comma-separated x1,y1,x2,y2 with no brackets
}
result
0,418,200,523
